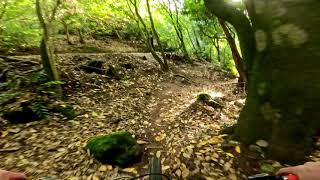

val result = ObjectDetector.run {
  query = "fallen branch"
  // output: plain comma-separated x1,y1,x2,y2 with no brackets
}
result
0,55,39,65
19,67,43,75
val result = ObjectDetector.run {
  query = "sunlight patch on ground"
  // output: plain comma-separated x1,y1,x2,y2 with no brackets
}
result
209,91,224,98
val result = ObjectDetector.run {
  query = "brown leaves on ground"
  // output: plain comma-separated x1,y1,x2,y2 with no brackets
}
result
0,52,248,179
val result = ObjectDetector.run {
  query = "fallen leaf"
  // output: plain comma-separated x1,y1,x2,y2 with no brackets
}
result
175,169,181,177
154,133,166,142
92,111,98,117
197,140,208,147
98,165,107,172
181,168,190,178
137,140,148,144
92,175,99,180
235,145,241,153
107,165,113,171
156,151,161,158
226,153,234,158
256,140,269,147
203,176,215,180
1,131,9,138
29,128,37,133
122,167,138,174
208,137,221,145
162,165,170,171
8,128,21,133
223,162,232,171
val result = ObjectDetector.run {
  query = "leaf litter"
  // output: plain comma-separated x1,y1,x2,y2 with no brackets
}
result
0,51,267,180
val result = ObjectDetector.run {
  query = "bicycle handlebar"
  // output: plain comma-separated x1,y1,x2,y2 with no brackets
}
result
248,173,299,180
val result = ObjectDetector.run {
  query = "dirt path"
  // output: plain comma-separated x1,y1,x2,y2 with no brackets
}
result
0,52,246,179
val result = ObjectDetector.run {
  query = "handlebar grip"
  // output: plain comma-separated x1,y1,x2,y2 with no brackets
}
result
287,174,299,180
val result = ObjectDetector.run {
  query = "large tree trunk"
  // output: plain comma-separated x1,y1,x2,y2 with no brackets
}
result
237,0,320,163
205,0,320,163
218,19,247,85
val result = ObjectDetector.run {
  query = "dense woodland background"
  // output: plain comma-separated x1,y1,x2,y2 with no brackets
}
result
0,0,242,74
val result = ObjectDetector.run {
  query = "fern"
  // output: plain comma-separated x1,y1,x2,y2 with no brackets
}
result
0,92,21,105
41,81,65,88
28,101,49,119
31,71,49,84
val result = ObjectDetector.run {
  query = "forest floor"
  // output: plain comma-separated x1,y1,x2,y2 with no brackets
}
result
1,37,319,180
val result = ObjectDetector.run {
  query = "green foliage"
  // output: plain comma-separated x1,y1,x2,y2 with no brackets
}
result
0,0,40,49
41,80,65,88
52,104,77,120
0,0,239,73
196,93,212,102
28,100,50,119
31,71,49,84
0,92,21,105
86,131,142,167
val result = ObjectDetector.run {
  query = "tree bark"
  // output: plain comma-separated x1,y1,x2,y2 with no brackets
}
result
218,19,247,85
36,0,62,96
206,0,320,163
162,0,191,63
212,38,221,63
128,0,168,71
77,28,85,44
204,0,255,73
62,21,72,45
146,0,168,70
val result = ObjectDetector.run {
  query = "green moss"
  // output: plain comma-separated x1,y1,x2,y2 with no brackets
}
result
52,104,77,120
85,131,142,167
196,93,211,102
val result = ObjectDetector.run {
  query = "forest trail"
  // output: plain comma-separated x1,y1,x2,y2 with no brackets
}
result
1,46,248,179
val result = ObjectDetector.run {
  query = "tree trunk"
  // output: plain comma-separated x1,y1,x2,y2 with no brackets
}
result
237,0,320,163
218,19,247,85
128,0,167,71
212,38,221,63
163,0,191,63
36,0,62,96
62,21,72,45
206,0,320,163
146,0,168,70
186,27,200,59
77,28,85,44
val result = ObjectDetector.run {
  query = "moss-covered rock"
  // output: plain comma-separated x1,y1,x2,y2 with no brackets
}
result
52,104,77,120
196,93,224,108
85,131,142,167
196,93,212,102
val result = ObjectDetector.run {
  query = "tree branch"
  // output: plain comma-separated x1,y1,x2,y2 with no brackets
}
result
50,0,61,22
204,0,256,72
